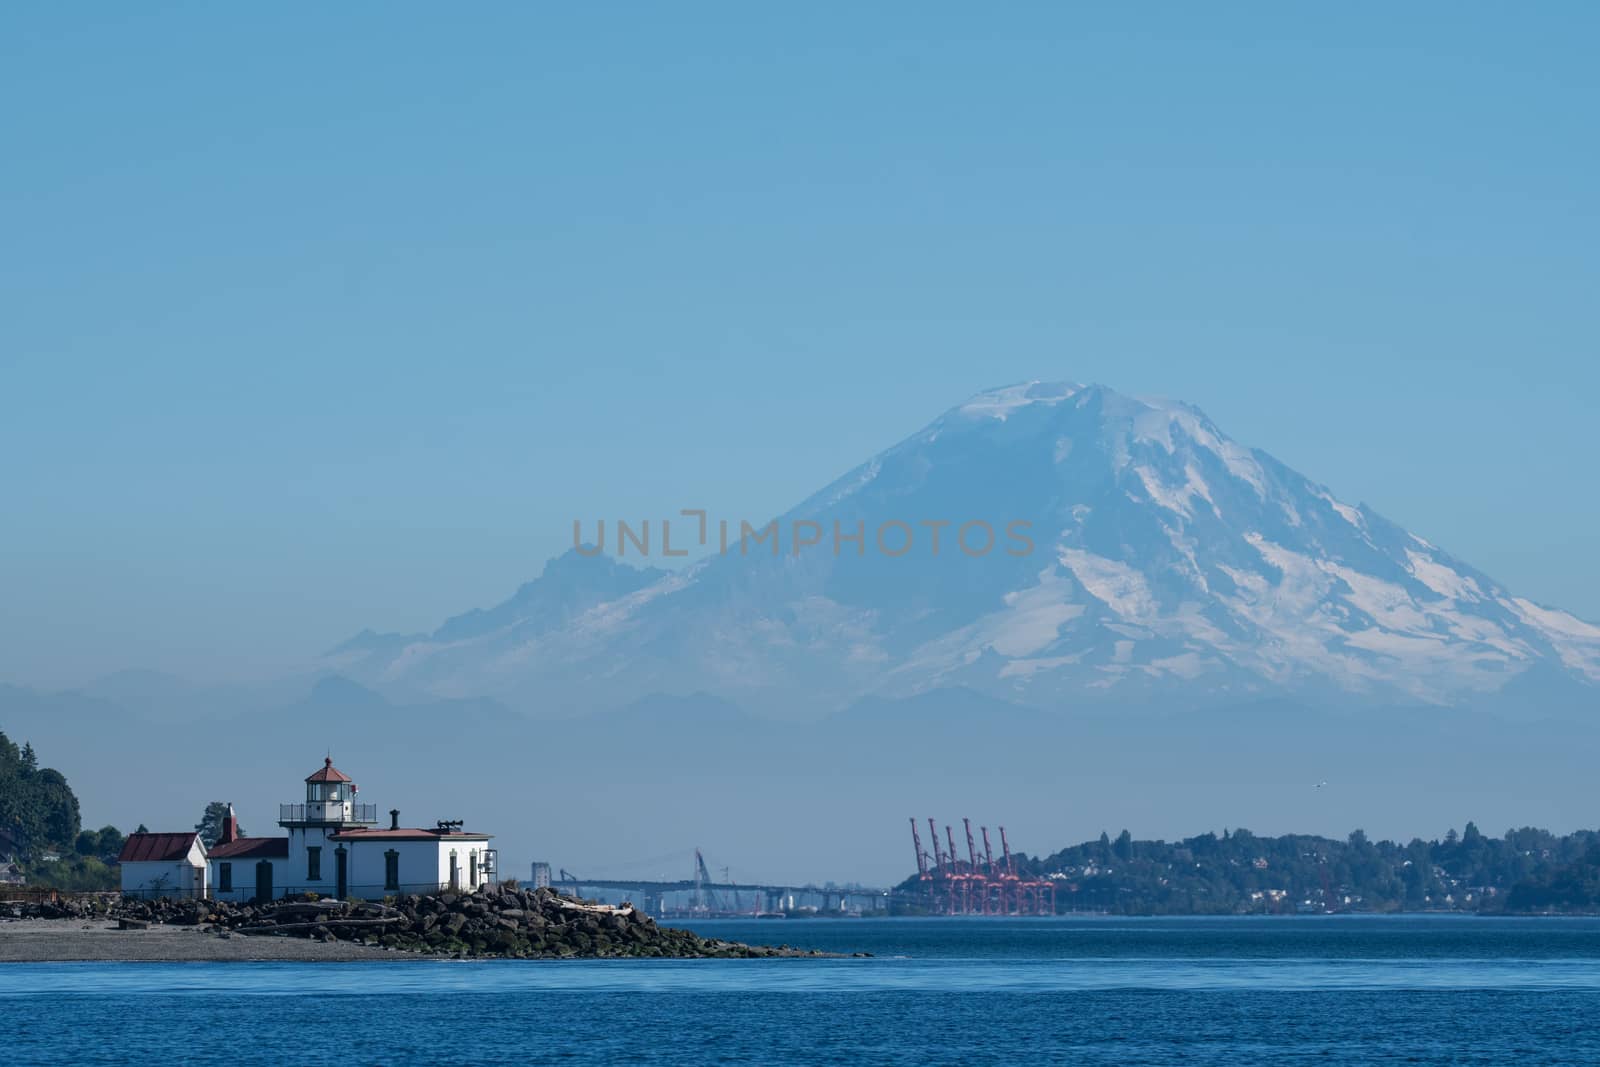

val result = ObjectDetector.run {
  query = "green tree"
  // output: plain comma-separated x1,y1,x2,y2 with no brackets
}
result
0,733,81,854
74,830,99,856
194,802,243,847
34,769,80,846
96,825,125,857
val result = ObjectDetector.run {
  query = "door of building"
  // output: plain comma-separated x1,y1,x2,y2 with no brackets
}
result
335,846,348,900
255,861,273,903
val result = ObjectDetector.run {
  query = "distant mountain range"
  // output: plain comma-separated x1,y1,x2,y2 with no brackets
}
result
324,381,1600,718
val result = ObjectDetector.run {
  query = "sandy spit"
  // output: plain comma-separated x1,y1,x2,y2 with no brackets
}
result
0,919,406,963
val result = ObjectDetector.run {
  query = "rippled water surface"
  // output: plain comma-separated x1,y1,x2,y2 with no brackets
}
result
7,915,1600,1064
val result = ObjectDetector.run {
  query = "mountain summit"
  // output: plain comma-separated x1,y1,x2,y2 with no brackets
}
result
330,382,1600,716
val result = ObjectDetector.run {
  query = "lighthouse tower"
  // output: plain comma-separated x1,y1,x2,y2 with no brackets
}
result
278,757,377,897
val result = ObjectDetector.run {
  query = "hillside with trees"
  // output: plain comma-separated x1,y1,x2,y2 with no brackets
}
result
895,825,1600,915
0,729,126,890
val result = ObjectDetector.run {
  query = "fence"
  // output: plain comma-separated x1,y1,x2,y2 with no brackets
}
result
277,803,379,825
1,887,121,905
118,888,210,902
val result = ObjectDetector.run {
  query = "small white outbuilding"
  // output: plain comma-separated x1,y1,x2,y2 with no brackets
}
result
117,832,207,899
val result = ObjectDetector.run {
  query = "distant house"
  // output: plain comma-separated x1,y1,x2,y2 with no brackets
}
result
1,862,25,886
206,805,289,904
206,758,495,901
118,832,207,899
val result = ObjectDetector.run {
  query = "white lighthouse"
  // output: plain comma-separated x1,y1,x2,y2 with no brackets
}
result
277,757,379,898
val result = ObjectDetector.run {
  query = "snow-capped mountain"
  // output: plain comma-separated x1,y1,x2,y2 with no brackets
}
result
328,382,1600,716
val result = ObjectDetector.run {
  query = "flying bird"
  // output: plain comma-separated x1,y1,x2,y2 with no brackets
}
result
1315,781,1328,789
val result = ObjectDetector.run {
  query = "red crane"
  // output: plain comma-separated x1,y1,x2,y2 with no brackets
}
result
980,827,1001,914
913,816,1055,916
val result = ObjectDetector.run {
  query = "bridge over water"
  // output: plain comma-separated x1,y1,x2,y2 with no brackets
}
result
553,873,895,917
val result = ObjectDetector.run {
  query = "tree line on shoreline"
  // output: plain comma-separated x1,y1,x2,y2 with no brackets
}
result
1,730,149,890
983,825,1600,914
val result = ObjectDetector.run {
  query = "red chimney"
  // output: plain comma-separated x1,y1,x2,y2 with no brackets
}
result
218,804,238,846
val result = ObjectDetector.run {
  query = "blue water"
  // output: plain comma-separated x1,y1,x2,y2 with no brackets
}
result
8,916,1600,1064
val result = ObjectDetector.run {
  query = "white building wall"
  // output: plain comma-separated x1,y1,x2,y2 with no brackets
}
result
337,838,493,897
121,860,194,898
207,857,290,903
120,841,207,899
285,825,342,896
437,839,490,892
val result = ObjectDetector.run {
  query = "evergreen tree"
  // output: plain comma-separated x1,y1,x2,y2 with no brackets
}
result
0,732,81,855
194,801,243,847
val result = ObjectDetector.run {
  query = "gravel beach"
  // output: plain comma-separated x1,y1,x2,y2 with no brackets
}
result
0,919,399,962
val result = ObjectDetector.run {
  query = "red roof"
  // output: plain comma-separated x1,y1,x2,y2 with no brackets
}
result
305,757,353,784
207,836,290,860
330,828,492,841
118,832,201,863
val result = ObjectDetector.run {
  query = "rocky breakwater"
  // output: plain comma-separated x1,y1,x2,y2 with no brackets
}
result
9,888,845,959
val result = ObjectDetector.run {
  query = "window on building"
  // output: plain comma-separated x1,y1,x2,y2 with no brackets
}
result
219,863,232,892
385,850,400,892
307,847,322,881
449,851,459,890
469,851,478,888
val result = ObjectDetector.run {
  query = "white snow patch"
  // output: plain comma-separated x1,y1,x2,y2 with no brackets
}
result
1508,598,1600,640
1060,549,1160,623
892,567,1086,678
1321,493,1364,528
1443,614,1531,660
1133,402,1267,498
989,575,1086,657
1404,550,1484,602
1320,563,1432,633
1145,651,1209,679
1133,463,1220,520
1503,597,1600,680
999,653,1086,679
958,381,1081,421
813,458,882,510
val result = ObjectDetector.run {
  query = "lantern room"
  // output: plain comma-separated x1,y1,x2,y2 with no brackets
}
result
279,757,378,827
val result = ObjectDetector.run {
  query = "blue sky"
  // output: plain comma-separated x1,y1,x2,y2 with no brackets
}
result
3,4,1597,686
